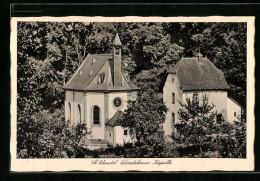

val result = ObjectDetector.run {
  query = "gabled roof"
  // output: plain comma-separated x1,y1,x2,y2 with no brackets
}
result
63,54,139,91
168,57,229,91
105,110,122,127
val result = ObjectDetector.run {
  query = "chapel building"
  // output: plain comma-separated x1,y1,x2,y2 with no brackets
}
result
163,53,242,136
63,33,139,146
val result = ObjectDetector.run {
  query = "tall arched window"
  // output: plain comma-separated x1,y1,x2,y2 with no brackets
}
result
68,102,71,121
77,104,81,123
93,106,100,125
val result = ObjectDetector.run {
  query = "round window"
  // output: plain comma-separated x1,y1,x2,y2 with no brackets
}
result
114,97,122,107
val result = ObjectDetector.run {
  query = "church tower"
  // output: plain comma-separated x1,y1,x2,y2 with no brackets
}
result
113,33,122,87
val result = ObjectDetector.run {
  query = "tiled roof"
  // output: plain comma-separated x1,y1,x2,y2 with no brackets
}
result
63,54,139,91
168,57,229,91
105,110,122,127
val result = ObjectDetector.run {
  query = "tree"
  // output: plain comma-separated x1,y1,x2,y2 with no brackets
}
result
118,86,178,158
218,118,246,158
175,94,219,156
17,108,89,158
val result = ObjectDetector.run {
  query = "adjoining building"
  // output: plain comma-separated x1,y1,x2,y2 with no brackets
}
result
63,33,139,147
163,53,242,136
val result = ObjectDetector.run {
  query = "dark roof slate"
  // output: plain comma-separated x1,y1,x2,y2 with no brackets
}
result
63,54,139,91
105,111,122,127
168,57,229,91
63,54,110,90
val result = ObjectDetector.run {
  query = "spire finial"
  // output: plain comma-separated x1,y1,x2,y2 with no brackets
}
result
113,33,122,46
197,47,203,61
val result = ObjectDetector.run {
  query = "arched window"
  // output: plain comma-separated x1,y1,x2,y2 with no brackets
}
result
115,48,120,55
68,102,71,121
77,104,81,123
98,72,105,84
93,106,100,125
172,112,175,125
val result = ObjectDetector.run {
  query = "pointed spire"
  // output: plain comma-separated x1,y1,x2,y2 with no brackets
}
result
113,33,122,46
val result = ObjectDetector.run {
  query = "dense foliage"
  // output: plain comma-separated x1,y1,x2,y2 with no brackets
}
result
118,85,179,158
18,108,88,158
175,93,246,158
175,94,217,156
17,22,246,158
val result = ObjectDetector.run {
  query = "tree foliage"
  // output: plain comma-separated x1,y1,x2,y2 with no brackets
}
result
218,121,246,158
175,93,246,158
18,108,88,158
175,94,220,156
17,21,246,158
118,87,176,157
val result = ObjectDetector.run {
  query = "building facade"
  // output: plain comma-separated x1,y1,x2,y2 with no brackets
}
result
163,54,242,136
63,33,139,146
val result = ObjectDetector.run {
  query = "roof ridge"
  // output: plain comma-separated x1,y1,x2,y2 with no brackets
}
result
91,53,112,56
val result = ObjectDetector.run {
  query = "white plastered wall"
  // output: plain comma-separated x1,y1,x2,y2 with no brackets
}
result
183,90,228,121
65,90,84,125
105,125,114,145
227,97,242,123
163,73,183,136
86,92,105,139
114,126,132,146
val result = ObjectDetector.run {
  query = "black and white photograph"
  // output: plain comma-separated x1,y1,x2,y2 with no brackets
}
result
10,16,255,171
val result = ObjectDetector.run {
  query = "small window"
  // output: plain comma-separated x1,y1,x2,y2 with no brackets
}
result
217,114,223,124
124,130,128,135
234,112,237,117
92,58,96,64
115,48,120,55
98,73,105,84
109,133,112,137
172,112,175,125
93,106,100,125
172,93,175,104
193,93,199,103
172,78,174,83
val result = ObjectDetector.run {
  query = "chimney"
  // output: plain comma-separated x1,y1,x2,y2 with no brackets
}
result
113,33,122,87
197,53,203,62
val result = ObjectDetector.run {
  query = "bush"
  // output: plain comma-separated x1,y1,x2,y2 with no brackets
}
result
218,121,246,158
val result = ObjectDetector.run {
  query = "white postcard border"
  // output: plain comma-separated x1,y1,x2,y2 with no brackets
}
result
10,16,255,172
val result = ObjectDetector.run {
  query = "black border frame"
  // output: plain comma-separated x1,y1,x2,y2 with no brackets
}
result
2,2,260,180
